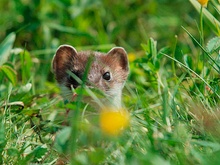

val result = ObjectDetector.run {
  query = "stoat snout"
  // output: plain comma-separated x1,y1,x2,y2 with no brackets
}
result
52,45,129,108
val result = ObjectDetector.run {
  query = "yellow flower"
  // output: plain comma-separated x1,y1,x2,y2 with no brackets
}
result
128,53,136,62
197,0,209,7
99,107,130,136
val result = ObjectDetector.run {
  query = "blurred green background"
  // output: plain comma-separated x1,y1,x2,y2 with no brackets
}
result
1,0,220,164
1,0,215,50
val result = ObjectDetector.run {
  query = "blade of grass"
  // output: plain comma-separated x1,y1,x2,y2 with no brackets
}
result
68,55,94,162
66,70,105,108
189,0,220,35
47,23,94,39
171,35,178,79
182,26,220,73
0,33,16,66
0,65,17,86
162,52,220,99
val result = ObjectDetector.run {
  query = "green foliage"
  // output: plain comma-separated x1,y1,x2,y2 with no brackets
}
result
207,36,220,53
0,33,16,66
190,0,220,35
0,33,17,86
0,0,220,164
0,64,17,86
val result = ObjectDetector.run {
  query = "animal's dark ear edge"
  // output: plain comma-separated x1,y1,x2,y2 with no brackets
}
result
52,45,77,73
107,47,129,72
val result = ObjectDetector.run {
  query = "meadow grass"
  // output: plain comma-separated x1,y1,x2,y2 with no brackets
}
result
0,0,220,164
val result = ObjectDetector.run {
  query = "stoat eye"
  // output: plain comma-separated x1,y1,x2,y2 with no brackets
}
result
103,72,111,81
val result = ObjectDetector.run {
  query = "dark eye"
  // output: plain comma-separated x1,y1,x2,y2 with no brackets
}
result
103,72,111,81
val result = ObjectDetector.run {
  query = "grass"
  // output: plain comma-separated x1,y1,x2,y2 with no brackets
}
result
0,0,220,164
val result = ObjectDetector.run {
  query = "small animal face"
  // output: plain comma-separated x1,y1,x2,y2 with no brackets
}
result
52,45,129,107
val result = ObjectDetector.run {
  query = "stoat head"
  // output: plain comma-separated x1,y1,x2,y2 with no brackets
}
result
52,45,129,107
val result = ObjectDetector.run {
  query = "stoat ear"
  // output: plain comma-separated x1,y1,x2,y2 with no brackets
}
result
52,45,77,83
107,47,129,72
52,45,77,72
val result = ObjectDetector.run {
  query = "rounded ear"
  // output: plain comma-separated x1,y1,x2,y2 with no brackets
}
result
107,47,129,72
52,45,77,73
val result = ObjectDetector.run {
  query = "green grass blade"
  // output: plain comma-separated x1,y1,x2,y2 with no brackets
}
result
47,23,94,39
162,52,220,99
0,33,16,66
0,65,17,86
182,26,220,73
189,0,220,35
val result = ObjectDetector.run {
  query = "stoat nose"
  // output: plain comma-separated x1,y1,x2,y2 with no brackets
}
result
87,75,102,88
88,75,95,84
87,75,96,86
88,74,99,83
88,75,93,81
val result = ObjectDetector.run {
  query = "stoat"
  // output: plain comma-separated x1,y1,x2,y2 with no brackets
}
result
52,45,129,108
